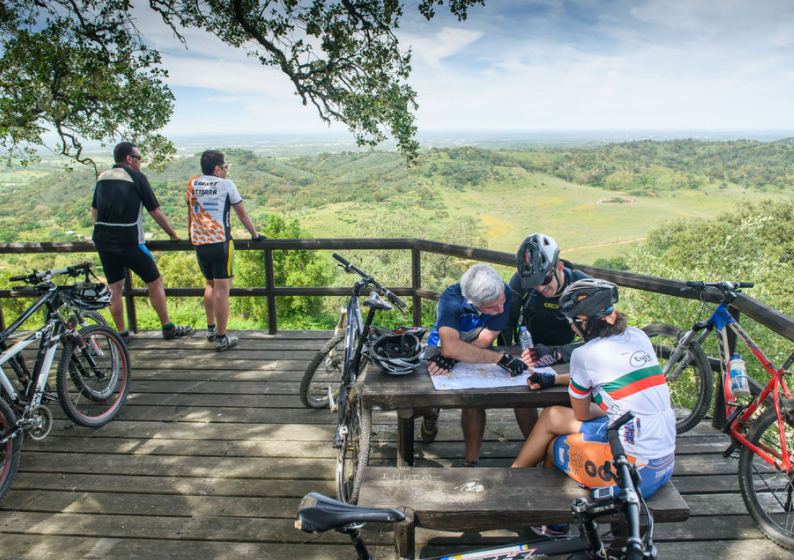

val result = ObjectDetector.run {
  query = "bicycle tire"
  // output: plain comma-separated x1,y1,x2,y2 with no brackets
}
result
0,397,22,503
79,310,109,328
56,325,131,428
335,382,372,504
738,399,794,550
300,333,345,409
643,323,713,434
66,310,108,330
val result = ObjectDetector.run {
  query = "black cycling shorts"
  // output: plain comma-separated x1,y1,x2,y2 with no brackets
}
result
196,240,235,280
98,244,161,285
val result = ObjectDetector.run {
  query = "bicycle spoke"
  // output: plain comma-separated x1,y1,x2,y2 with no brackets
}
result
740,401,794,549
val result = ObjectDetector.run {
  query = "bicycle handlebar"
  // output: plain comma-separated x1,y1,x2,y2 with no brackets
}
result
9,262,94,284
332,253,407,311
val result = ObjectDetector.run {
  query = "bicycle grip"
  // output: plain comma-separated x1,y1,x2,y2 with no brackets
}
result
332,253,351,268
9,275,27,282
386,291,407,310
686,281,705,289
738,282,754,288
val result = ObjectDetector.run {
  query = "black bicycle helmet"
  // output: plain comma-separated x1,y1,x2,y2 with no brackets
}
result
64,282,111,311
364,332,423,376
559,279,619,321
515,233,561,289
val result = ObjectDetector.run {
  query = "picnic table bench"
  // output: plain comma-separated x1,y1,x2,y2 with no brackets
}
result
358,466,690,559
359,358,690,558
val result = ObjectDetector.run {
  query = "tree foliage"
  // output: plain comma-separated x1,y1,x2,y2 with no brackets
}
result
232,213,333,328
0,0,486,168
622,200,794,380
0,0,175,171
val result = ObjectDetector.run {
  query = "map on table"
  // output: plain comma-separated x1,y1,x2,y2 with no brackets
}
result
430,362,556,391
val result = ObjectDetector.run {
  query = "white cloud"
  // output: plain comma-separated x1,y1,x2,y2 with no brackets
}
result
129,0,794,135
400,27,484,67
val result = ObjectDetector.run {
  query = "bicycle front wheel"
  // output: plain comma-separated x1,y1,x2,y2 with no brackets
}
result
66,310,108,330
643,323,713,433
336,383,372,504
738,400,794,550
56,325,131,428
300,333,345,409
0,397,22,503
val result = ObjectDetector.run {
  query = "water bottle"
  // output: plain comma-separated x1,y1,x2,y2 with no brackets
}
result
519,326,534,352
729,353,750,397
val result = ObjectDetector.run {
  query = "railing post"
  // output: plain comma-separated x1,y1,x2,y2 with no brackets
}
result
124,268,138,333
412,248,422,327
264,248,277,335
0,300,5,331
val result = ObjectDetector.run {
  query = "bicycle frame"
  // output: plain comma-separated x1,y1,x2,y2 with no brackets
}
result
0,289,68,411
333,278,380,448
695,303,793,471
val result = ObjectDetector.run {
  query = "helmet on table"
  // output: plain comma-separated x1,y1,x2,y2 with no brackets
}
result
364,332,423,375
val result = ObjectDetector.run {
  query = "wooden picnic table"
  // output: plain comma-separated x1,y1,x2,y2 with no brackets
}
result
361,357,571,467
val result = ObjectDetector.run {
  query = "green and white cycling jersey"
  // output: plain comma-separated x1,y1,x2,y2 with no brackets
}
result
568,327,676,460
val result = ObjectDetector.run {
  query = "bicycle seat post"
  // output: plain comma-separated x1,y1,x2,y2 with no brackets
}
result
340,526,372,560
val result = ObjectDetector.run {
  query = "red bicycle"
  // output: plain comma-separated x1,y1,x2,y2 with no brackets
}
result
644,280,794,549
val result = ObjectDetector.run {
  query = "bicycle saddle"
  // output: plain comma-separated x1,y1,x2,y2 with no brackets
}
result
295,492,405,533
362,291,392,311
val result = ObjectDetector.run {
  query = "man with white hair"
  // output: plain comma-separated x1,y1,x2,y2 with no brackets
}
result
425,263,533,466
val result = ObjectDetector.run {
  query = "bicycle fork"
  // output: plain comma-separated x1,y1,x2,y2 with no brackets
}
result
664,322,711,382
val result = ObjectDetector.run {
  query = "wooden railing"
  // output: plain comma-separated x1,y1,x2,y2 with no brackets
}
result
1,238,793,343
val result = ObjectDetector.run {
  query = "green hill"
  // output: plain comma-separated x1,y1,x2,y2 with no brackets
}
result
0,139,791,266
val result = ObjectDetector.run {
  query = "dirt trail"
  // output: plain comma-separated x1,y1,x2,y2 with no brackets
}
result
561,237,646,254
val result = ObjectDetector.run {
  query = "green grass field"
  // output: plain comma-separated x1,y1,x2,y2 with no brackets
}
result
297,160,788,265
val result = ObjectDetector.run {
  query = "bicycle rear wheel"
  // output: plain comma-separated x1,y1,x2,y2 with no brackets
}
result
738,399,794,550
300,333,345,409
336,382,372,504
0,397,22,503
56,325,131,428
643,323,713,433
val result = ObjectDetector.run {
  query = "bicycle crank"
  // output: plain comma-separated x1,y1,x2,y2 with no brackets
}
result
19,405,54,440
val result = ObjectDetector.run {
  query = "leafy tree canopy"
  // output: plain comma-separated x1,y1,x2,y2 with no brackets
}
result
0,0,485,170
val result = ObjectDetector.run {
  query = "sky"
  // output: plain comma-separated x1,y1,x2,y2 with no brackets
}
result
134,0,794,140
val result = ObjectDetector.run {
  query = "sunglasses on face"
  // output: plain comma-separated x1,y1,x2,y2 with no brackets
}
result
539,269,556,286
221,163,229,169
130,154,142,160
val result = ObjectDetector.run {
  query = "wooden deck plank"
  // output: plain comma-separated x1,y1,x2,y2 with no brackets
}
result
0,330,788,560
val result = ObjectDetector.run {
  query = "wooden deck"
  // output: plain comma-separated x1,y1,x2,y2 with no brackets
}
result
0,330,791,559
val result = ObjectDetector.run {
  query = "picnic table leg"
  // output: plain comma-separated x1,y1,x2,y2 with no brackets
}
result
394,507,416,560
397,408,415,468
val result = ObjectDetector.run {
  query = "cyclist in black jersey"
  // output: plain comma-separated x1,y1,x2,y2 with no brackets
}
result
91,142,193,342
498,233,590,365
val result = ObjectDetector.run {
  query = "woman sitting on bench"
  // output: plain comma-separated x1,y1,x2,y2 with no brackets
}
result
512,279,676,510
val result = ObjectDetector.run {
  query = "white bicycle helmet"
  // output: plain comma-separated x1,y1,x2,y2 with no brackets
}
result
65,282,111,311
515,233,561,289
559,279,619,321
364,332,423,376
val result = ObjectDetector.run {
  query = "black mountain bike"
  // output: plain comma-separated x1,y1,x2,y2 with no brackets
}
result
297,412,657,560
300,253,408,504
0,263,131,503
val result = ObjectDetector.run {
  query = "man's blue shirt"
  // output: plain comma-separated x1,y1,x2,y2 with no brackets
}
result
427,283,512,347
